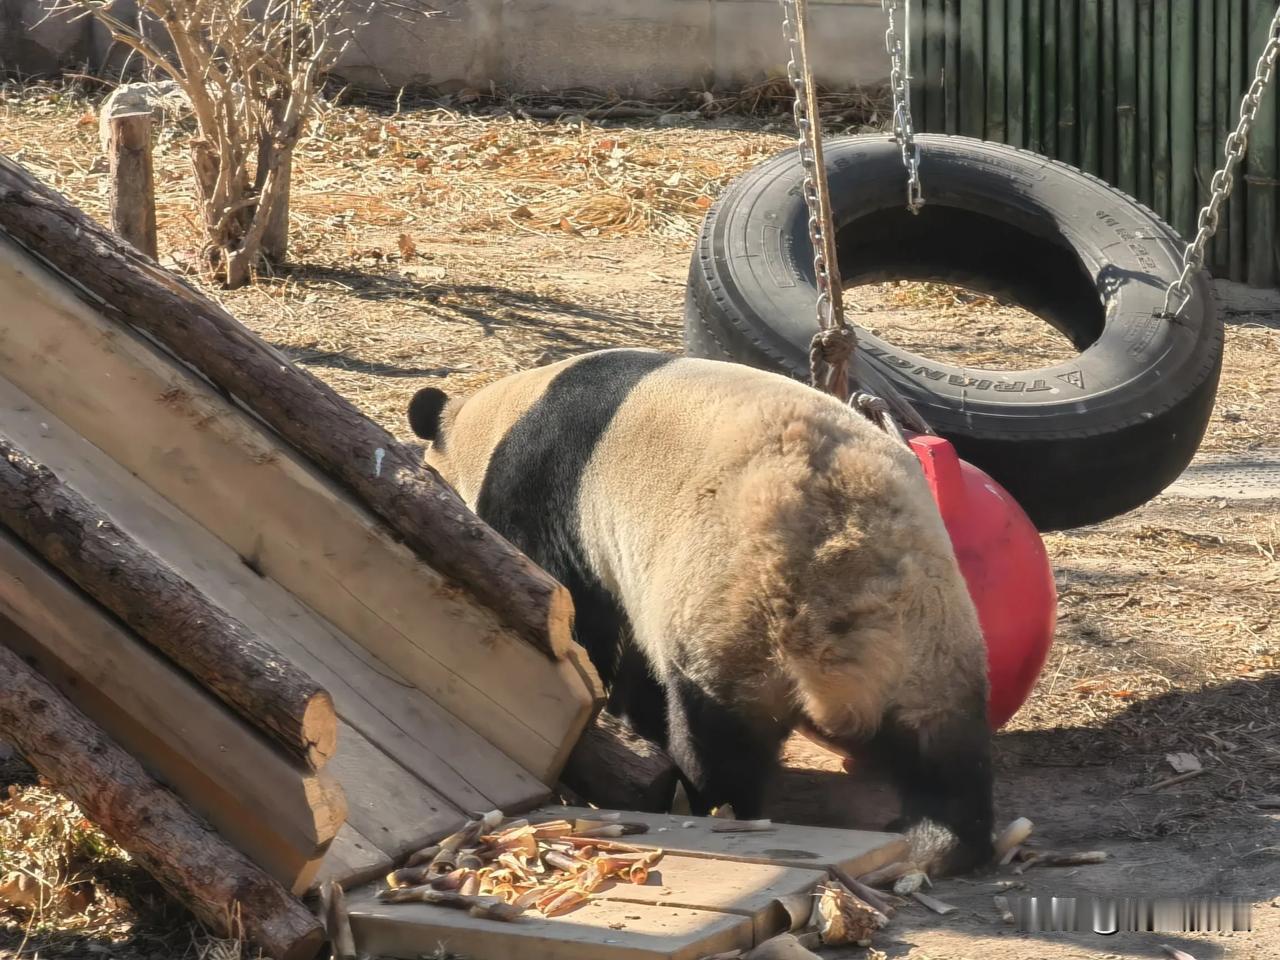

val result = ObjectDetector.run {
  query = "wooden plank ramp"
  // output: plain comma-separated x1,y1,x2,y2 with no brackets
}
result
346,811,905,959
0,231,599,788
0,371,484,887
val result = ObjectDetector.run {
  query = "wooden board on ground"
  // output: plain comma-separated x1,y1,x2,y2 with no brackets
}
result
584,854,824,942
346,890,753,960
311,825,395,892
0,233,598,787
533,807,907,877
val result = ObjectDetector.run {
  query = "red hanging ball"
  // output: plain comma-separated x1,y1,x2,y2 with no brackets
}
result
907,434,1057,729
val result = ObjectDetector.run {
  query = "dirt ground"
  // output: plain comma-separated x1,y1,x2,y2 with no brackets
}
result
1,82,1277,960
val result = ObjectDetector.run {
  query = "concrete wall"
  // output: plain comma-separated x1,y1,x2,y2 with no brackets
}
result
1,0,889,95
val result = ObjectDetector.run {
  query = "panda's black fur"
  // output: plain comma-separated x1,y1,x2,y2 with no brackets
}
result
410,348,995,875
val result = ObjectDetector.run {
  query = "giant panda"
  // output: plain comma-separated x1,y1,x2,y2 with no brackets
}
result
408,348,994,875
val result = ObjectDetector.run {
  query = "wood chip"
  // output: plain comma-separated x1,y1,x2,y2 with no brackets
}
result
857,860,916,889
1160,947,1197,960
709,819,774,833
744,932,823,959
1166,752,1202,774
993,895,1014,924
1141,769,1205,792
321,880,357,960
813,881,889,946
911,891,957,916
829,866,893,918
994,817,1034,863
892,870,929,895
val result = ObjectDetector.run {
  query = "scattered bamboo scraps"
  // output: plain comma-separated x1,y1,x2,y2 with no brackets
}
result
380,813,663,921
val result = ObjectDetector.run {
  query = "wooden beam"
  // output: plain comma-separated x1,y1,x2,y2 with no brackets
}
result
0,433,336,772
106,111,157,259
0,530,344,893
558,711,678,814
0,154,573,662
0,642,324,960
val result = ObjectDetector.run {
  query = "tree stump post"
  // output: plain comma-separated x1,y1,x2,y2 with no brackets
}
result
107,110,157,260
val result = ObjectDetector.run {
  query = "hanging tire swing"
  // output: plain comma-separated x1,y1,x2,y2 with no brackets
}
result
678,0,1277,533
684,134,1223,532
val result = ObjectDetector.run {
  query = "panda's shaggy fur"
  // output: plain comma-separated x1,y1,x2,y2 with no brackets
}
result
409,348,994,874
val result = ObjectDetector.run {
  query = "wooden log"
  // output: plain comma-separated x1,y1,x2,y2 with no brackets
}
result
106,111,157,260
0,642,324,960
1027,0,1043,152
1213,0,1233,273
558,711,679,814
1043,0,1059,157
1100,0,1117,182
1081,0,1102,175
1229,0,1246,280
924,0,945,131
0,434,336,771
1196,0,1217,247
1171,0,1197,238
1138,0,1154,204
959,0,985,138
943,0,960,134
0,154,573,662
1246,0,1278,287
1007,0,1027,148
1058,0,1079,165
1116,0,1139,195
1153,0,1172,218
986,0,1007,143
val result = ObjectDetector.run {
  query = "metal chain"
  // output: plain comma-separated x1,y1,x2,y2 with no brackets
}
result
1163,2,1280,317
781,0,846,340
883,0,924,212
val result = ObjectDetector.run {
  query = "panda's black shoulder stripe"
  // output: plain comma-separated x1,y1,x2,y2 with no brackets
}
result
474,349,673,684
476,349,672,542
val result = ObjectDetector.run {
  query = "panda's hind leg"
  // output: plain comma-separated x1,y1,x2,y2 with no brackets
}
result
664,670,788,819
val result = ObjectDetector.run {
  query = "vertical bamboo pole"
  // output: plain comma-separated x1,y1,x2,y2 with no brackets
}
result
1196,0,1217,251
1028,0,1044,151
1230,0,1246,279
1044,0,1060,156
1101,0,1117,182
1138,0,1154,203
1213,0,1233,273
1246,0,1278,287
1081,0,1101,174
1117,0,1138,195
945,0,961,133
1171,0,1197,238
1153,0,1172,219
1008,0,1026,146
911,0,928,126
1058,0,1078,163
925,0,947,130
987,0,1007,141
961,0,987,137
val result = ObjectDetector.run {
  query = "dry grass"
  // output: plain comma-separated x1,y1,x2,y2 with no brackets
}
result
1,77,1278,956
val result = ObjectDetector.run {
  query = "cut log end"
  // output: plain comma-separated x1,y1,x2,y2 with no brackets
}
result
302,691,338,769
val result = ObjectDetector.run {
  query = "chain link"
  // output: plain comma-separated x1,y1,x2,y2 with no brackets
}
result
781,0,845,336
1163,3,1280,317
883,0,924,212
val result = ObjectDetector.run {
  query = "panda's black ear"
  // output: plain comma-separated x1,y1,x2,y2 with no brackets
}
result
407,387,449,441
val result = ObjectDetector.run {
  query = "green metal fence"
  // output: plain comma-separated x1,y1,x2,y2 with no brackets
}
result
907,0,1279,287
